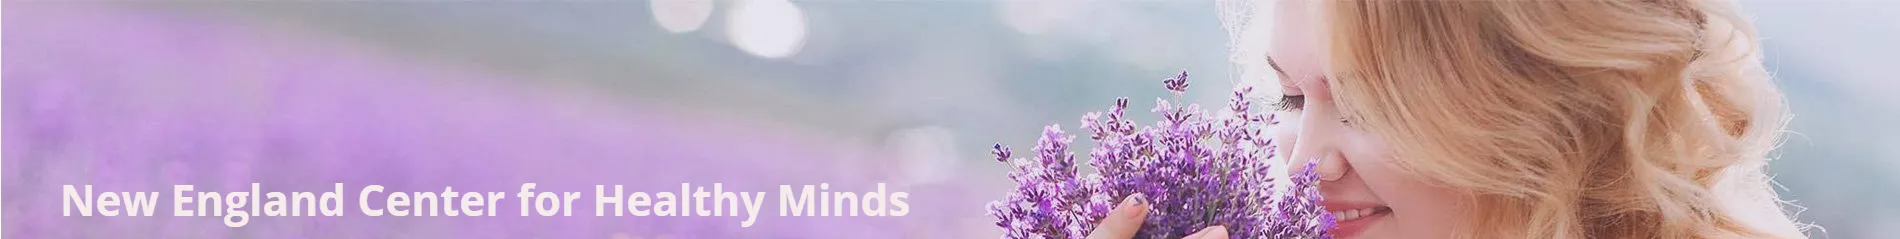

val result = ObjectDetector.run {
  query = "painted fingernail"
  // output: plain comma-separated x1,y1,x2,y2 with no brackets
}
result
1128,193,1148,206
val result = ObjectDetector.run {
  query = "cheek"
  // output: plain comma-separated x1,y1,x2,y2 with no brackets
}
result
1339,132,1465,237
1270,112,1303,151
1269,112,1304,177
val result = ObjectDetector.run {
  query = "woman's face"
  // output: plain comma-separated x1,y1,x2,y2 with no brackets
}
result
1268,1,1465,238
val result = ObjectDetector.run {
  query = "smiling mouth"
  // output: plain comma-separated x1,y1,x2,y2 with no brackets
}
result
1329,206,1391,222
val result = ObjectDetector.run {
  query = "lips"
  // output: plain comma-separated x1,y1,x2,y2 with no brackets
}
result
1322,201,1391,238
1331,205,1390,221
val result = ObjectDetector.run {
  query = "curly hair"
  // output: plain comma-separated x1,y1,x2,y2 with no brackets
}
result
1316,0,1810,238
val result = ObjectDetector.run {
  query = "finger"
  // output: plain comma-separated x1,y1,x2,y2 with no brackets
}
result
1185,225,1229,239
1085,193,1149,239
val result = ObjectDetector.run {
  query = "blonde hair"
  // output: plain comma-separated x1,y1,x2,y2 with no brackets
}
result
1318,0,1808,238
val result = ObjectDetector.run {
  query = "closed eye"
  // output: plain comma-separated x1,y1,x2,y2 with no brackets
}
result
1271,95,1305,111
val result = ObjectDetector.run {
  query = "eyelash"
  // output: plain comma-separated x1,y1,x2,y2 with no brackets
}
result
1270,95,1355,126
1271,95,1305,111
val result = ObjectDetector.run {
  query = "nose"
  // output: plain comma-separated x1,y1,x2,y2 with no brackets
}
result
1285,114,1349,182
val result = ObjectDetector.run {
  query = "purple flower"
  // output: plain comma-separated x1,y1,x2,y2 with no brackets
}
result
990,71,1333,239
1163,71,1190,94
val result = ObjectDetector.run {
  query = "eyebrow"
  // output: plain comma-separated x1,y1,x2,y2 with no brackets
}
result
1266,55,1322,91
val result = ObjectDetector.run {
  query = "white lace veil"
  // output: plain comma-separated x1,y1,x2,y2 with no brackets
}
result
1216,0,1281,101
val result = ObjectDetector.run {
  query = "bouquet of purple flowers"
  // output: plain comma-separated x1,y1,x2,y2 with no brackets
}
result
988,71,1334,239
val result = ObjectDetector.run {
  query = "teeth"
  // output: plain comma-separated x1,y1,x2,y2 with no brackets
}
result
1329,207,1383,221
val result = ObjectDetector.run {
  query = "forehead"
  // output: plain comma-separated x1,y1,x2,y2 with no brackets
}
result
1268,0,1327,93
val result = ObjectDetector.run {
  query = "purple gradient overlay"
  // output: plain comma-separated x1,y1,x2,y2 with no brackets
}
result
5,3,970,238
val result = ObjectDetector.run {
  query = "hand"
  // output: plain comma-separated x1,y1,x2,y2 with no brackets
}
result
1084,193,1230,239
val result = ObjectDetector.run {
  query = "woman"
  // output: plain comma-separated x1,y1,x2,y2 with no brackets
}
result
1089,0,1811,238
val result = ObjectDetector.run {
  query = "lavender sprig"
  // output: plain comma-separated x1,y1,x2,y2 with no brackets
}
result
989,71,1334,239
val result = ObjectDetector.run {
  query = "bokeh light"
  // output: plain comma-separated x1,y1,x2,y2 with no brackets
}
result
888,126,959,185
651,0,716,34
726,0,807,59
997,1,1080,36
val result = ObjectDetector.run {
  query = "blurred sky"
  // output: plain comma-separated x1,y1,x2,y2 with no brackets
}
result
7,1,1899,238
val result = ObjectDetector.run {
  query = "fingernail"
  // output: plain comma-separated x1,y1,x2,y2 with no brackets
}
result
1123,193,1148,207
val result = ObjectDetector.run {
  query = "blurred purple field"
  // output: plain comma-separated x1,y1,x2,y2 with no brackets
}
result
3,3,980,238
